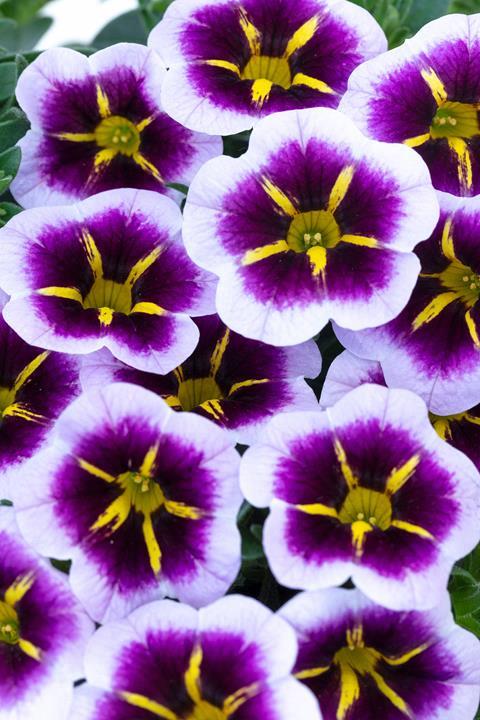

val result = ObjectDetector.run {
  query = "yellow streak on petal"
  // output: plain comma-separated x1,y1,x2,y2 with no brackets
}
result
96,84,111,118
204,59,240,75
307,245,327,277
390,519,434,539
132,152,164,183
127,246,163,286
328,165,355,214
56,132,96,143
199,399,224,420
420,68,448,106
465,413,480,427
295,666,330,680
441,217,456,261
120,691,179,719
382,643,429,666
251,78,273,107
385,455,420,496
448,137,473,192
90,491,131,533
432,416,452,441
93,147,117,170
411,292,458,331
242,239,290,266
465,308,480,347
142,513,162,575
164,501,205,519
351,519,373,558
370,669,412,718
403,133,431,148
98,307,114,326
295,503,339,518
81,229,103,280
13,352,50,394
136,115,156,132
291,72,335,94
239,7,261,55
130,301,165,315
224,682,261,715
210,328,230,376
228,378,269,395
284,15,319,58
341,235,378,248
2,403,46,423
337,660,361,719
18,638,42,662
164,394,182,408
5,572,35,607
77,458,115,483
334,439,357,490
140,443,160,477
261,177,298,216
37,286,83,302
185,644,203,703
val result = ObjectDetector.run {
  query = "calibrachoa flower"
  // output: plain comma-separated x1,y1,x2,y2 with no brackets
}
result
322,350,480,474
0,289,80,499
240,385,480,610
336,193,480,416
183,108,438,346
80,314,321,444
280,588,480,720
339,14,480,196
149,0,387,136
70,595,321,720
0,189,216,374
11,43,221,208
13,383,242,623
0,507,93,720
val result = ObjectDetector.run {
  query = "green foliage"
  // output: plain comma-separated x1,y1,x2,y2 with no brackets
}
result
449,0,480,11
350,0,413,47
0,1,54,53
94,10,149,49
450,546,480,637
407,0,450,32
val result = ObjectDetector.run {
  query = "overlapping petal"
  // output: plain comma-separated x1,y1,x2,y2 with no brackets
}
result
0,189,216,374
69,595,321,720
13,383,242,623
336,193,480,415
150,0,386,135
339,13,480,196
11,43,221,208
0,507,93,720
280,588,480,720
81,314,321,444
240,384,480,609
183,107,438,345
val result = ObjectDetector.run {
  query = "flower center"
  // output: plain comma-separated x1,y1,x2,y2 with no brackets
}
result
117,469,165,515
439,260,480,307
83,277,133,316
0,602,19,645
0,386,15,417
338,486,392,531
177,377,224,412
94,115,141,155
187,701,227,720
241,55,292,89
430,101,479,140
287,210,341,252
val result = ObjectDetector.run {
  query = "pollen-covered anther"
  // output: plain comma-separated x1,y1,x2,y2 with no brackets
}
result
94,115,141,156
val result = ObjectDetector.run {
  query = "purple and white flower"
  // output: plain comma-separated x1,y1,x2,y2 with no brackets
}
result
11,43,221,208
183,108,438,346
280,588,480,720
339,14,480,196
336,193,480,416
81,314,321,444
0,189,215,374
149,0,386,135
0,507,93,720
240,384,480,610
0,289,80,500
70,595,321,720
322,350,480,475
13,383,242,623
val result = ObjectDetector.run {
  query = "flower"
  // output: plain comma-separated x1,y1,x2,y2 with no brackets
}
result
11,43,221,208
149,0,387,135
0,289,80,500
336,193,480,416
280,588,480,720
240,384,480,609
80,314,321,444
322,350,480,475
14,383,242,623
0,189,216,374
339,14,480,197
70,595,321,720
0,506,93,720
183,108,438,345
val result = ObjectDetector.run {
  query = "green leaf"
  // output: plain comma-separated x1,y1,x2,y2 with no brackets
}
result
449,0,480,12
0,0,53,24
93,10,148,49
0,145,20,176
0,201,22,226
0,108,29,152
450,546,480,637
349,0,413,48
407,0,450,33
166,182,189,195
0,58,16,100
